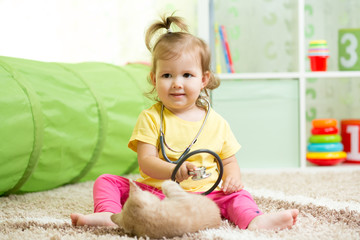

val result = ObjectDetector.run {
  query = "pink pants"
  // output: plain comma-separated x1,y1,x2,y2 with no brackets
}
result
93,174,262,229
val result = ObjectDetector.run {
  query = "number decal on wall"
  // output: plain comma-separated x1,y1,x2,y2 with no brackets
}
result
340,33,358,68
346,125,360,160
338,29,360,70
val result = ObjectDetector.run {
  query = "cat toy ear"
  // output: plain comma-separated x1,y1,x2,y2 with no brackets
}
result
129,180,140,193
110,213,123,227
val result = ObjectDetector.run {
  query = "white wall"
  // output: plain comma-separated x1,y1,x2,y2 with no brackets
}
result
0,0,198,65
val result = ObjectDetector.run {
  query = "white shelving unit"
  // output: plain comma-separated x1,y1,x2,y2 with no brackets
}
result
218,71,360,80
217,71,360,168
200,0,360,168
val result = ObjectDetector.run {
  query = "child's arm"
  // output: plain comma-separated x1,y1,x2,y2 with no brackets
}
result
221,155,244,194
136,141,196,182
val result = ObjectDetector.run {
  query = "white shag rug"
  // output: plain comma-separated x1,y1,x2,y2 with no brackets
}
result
1,169,360,240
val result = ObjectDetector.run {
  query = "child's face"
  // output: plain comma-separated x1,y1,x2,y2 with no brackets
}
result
151,52,209,114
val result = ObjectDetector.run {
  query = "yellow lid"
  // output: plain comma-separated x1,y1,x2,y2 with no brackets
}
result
309,40,327,44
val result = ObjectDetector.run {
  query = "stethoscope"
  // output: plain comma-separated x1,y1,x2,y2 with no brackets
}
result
159,99,224,195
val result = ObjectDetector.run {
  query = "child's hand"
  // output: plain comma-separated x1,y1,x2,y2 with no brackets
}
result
175,162,196,182
221,175,244,194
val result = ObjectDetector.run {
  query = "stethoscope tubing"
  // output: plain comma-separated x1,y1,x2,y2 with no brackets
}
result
160,135,190,164
159,99,224,195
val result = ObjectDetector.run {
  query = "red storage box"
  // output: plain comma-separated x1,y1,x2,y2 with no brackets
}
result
341,119,360,163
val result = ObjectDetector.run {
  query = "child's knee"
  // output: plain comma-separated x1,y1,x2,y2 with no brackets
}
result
95,174,115,184
94,174,128,189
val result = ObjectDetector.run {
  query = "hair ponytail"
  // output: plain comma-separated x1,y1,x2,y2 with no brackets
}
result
145,13,188,53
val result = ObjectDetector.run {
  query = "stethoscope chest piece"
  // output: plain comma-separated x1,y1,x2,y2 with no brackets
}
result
189,167,211,181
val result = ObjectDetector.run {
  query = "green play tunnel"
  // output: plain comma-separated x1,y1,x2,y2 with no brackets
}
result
0,56,153,195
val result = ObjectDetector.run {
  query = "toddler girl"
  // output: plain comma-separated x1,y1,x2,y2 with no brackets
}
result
71,14,298,230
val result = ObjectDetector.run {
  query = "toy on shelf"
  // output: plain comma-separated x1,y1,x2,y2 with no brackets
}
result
341,119,360,163
308,40,329,71
306,119,346,166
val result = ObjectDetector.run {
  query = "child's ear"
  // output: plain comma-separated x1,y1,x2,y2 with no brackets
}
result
202,71,210,88
150,72,156,86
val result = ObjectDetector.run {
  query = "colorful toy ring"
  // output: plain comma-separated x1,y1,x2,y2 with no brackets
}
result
311,127,338,135
309,134,341,143
307,158,345,166
309,40,327,45
312,119,337,128
307,143,343,152
306,151,347,159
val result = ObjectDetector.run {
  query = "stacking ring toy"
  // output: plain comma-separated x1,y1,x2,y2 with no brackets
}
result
306,151,347,159
311,127,338,135
307,143,343,152
312,119,337,128
309,134,341,143
306,158,346,166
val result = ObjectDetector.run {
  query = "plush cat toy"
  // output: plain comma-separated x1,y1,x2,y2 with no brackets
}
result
111,180,221,238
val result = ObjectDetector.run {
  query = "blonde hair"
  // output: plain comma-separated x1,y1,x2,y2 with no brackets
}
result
145,13,220,108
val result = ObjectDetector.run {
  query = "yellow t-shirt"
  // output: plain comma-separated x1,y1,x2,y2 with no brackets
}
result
128,102,241,192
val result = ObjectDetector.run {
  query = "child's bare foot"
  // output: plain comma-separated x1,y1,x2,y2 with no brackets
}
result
248,209,299,231
70,212,116,226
